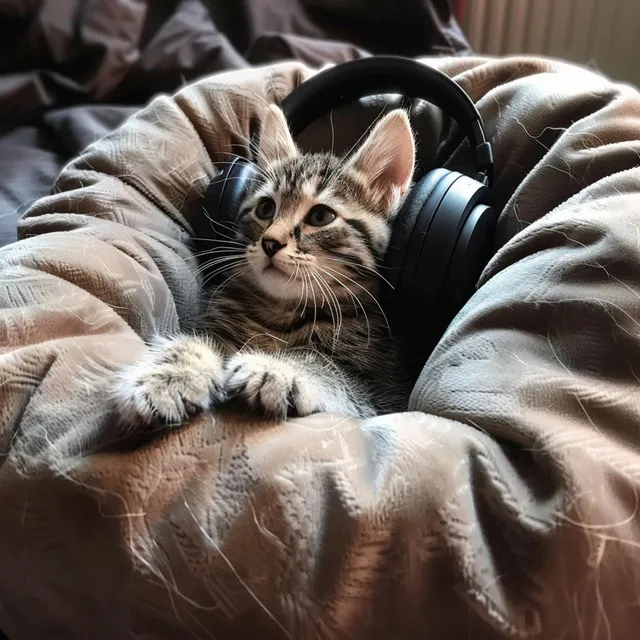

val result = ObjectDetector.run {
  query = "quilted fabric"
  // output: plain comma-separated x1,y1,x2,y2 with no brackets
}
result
1,56,640,638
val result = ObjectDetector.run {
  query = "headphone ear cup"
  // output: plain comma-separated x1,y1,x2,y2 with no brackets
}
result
445,202,497,314
201,156,259,240
383,168,452,303
412,172,491,308
195,156,259,284
388,170,495,357
396,169,463,305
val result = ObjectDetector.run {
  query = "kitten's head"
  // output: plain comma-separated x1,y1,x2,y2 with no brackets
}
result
234,105,415,304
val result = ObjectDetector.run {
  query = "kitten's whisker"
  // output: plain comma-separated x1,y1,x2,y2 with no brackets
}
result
198,207,253,244
310,269,342,347
307,270,318,334
322,265,391,337
209,266,249,297
200,266,244,288
197,211,241,243
194,255,244,275
209,175,263,186
324,256,396,290
205,215,251,241
292,263,307,315
199,255,245,269
302,267,312,319
190,243,244,253
201,214,240,229
196,250,244,261
315,266,372,345
305,267,319,336
309,271,334,332
212,153,272,183
284,261,300,288
189,247,244,261
325,275,344,342
200,259,246,284
313,269,341,333
237,332,288,353
190,237,247,247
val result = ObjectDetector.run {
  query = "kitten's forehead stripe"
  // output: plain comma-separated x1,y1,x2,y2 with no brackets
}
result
227,147,395,315
258,153,386,218
194,110,413,419
343,218,383,260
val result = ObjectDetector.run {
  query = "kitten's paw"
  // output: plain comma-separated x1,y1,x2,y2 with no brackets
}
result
114,336,226,427
224,353,323,421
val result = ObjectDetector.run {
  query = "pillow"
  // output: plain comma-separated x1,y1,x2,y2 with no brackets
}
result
2,56,640,639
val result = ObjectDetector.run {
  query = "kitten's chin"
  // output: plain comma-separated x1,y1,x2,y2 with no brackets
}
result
250,263,303,302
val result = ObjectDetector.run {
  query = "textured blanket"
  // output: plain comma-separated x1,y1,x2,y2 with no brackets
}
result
0,0,469,247
1,55,640,639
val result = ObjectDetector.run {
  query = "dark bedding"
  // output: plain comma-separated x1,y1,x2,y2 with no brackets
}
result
5,2,640,639
0,0,470,247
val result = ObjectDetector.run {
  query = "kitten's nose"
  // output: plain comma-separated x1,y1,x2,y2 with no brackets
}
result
261,237,286,258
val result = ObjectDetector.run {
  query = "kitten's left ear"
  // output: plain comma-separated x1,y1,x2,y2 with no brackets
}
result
347,109,415,210
256,104,299,168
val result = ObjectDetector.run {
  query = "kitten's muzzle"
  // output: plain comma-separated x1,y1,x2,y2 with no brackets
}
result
262,237,286,258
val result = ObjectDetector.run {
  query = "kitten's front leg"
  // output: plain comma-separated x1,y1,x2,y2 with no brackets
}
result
224,351,371,420
114,335,226,426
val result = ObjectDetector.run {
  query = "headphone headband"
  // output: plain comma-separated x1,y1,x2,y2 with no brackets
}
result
280,56,493,185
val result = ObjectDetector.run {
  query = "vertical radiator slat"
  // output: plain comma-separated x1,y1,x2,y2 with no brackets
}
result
568,0,597,62
524,0,552,54
504,0,529,55
484,0,509,55
547,0,574,59
468,0,487,52
464,0,640,87
619,1,640,85
592,0,619,75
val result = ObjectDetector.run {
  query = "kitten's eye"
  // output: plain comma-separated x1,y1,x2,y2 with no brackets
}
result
255,198,276,221
306,205,336,227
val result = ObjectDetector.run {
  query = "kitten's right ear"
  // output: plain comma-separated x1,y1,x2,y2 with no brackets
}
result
256,104,299,168
346,109,415,210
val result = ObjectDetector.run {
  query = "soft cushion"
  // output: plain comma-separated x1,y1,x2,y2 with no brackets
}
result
1,56,640,639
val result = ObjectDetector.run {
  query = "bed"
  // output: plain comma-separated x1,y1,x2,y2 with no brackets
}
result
1,2,640,639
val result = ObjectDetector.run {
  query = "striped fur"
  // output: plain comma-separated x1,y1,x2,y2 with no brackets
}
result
115,106,416,425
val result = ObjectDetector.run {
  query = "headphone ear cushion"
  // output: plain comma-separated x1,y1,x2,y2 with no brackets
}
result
195,156,258,284
445,202,497,313
200,156,259,240
384,168,452,296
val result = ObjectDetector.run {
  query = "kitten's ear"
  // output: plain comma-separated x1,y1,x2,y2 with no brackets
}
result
256,104,299,168
347,109,415,209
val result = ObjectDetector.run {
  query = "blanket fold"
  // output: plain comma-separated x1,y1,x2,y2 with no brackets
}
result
2,54,640,639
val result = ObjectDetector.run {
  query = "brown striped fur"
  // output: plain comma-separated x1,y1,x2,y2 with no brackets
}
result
114,105,416,425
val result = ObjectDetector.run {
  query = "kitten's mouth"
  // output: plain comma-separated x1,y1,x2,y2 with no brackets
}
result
262,263,290,278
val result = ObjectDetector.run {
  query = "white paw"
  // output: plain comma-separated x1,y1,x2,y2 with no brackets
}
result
224,352,325,420
114,336,225,426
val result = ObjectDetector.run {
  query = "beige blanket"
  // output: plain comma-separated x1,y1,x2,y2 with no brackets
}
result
2,55,640,639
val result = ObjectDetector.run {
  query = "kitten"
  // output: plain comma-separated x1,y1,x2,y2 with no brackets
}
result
114,105,416,425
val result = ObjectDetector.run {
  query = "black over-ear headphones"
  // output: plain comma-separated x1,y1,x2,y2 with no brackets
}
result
203,56,497,356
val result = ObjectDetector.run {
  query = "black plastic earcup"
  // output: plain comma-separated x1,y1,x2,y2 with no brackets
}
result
400,170,465,306
445,201,497,314
202,156,259,239
195,156,259,284
383,168,451,299
382,168,495,362
412,172,491,308
384,169,492,309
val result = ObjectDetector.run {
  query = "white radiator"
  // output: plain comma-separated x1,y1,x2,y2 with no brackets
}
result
462,0,640,87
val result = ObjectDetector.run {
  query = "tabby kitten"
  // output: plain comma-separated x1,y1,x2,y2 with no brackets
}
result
115,105,416,425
